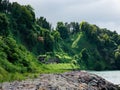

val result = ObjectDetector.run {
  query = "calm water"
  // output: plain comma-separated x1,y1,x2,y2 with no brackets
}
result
89,71,120,84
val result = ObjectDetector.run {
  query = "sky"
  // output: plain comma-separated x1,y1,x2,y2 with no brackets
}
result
9,0,120,33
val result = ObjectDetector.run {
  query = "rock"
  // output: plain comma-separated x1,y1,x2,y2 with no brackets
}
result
0,71,119,90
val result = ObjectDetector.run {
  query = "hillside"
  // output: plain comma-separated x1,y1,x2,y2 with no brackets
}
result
0,0,120,82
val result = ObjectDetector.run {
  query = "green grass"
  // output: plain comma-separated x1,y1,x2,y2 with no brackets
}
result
55,52,72,62
72,32,82,48
0,63,80,82
45,63,80,73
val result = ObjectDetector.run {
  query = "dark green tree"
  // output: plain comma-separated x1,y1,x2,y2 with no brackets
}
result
0,0,10,12
44,31,54,52
70,22,80,33
0,13,9,36
114,51,120,69
81,48,89,67
56,22,69,39
36,17,51,30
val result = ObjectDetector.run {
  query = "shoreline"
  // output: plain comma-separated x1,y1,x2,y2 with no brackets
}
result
0,71,120,90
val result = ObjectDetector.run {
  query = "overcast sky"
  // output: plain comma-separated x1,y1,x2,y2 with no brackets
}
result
9,0,120,33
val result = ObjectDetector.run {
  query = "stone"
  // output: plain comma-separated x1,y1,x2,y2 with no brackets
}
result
0,71,119,90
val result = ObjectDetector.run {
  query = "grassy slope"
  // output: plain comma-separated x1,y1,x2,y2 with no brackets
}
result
0,32,103,82
57,32,105,70
72,32,82,48
0,36,79,82
71,32,96,51
71,32,105,70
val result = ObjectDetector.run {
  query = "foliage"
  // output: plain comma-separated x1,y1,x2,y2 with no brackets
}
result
36,17,51,30
56,22,69,39
0,13,9,36
80,48,89,67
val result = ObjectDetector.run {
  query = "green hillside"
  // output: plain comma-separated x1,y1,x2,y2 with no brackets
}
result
0,0,120,82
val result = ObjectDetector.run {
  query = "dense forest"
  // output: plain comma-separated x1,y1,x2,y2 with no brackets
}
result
0,0,120,81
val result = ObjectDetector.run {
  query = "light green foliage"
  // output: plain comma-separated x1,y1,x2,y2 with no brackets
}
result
55,52,72,63
0,36,42,81
44,63,79,73
72,32,82,48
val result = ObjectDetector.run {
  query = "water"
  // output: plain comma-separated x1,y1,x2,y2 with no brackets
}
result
89,71,120,85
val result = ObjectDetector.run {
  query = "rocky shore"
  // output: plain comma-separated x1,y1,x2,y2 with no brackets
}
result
0,71,120,90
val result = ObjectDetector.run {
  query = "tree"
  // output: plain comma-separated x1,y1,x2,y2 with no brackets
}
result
0,0,10,13
56,22,69,39
44,31,54,52
80,21,89,33
70,22,80,33
64,22,80,34
114,51,120,69
81,48,89,67
25,5,35,22
11,2,35,28
36,17,51,30
75,22,80,33
52,30,61,43
0,13,9,36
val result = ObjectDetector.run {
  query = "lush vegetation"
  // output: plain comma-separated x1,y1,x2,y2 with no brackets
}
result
0,0,120,82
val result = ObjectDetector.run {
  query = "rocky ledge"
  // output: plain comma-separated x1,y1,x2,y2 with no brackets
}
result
0,71,120,90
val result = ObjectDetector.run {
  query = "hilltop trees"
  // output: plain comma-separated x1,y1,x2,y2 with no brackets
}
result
56,22,69,39
11,2,35,28
36,17,51,30
0,0,10,13
69,22,80,33
80,21,120,69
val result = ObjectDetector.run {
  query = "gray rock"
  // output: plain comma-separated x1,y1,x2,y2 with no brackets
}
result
0,71,119,90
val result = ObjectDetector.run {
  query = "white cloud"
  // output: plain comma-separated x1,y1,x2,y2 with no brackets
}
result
9,0,120,33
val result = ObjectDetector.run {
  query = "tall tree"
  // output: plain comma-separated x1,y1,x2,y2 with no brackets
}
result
36,17,51,30
70,22,80,33
56,22,69,39
0,0,9,13
0,13,9,36
81,48,89,67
